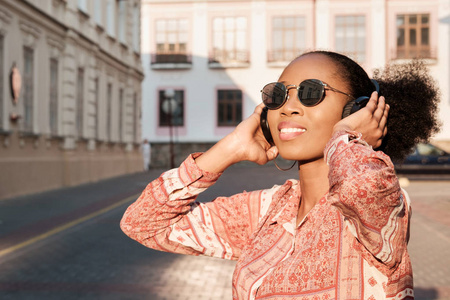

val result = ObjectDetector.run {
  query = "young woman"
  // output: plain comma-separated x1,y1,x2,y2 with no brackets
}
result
121,51,440,299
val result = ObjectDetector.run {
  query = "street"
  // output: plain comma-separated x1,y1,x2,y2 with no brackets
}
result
0,163,449,300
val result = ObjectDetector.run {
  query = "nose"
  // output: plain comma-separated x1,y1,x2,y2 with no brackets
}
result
280,87,304,116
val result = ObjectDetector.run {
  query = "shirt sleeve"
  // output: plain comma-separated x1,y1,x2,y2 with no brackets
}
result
324,131,410,273
120,153,273,260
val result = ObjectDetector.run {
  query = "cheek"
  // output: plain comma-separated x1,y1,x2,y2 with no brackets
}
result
310,107,342,132
267,110,278,135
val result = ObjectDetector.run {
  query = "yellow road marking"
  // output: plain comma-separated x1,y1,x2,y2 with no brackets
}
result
0,194,138,258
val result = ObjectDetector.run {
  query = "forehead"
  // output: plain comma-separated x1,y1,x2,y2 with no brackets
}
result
279,54,340,84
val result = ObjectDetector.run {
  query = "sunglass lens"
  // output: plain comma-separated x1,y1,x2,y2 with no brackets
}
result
262,83,286,109
298,79,324,106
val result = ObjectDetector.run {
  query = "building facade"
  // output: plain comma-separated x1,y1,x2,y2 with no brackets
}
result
141,0,450,168
0,0,144,200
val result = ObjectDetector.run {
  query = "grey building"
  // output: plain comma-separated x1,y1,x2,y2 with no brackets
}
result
0,0,144,200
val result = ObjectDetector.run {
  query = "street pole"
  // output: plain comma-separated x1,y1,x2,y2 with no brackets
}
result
163,89,176,169
168,99,174,169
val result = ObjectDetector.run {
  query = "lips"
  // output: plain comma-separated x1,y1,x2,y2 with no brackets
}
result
278,122,306,141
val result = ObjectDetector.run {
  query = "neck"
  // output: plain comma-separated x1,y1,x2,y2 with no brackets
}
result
296,158,330,224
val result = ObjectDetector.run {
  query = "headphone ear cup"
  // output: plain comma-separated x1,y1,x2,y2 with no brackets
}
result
342,96,370,118
260,107,274,146
342,100,355,118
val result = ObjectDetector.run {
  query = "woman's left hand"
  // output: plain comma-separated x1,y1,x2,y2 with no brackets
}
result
333,92,389,148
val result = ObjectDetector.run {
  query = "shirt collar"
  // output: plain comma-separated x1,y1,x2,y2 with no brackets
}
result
270,180,331,233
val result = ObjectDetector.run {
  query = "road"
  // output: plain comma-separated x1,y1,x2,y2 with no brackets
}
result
0,163,449,299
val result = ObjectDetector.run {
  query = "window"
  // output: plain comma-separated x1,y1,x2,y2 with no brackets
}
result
217,89,242,127
94,77,99,139
76,68,84,137
269,16,306,62
0,36,3,130
106,0,116,37
49,58,58,136
211,17,248,65
94,1,102,26
133,93,138,142
106,83,112,140
335,15,366,62
158,90,184,127
397,14,431,59
119,88,123,141
154,19,189,64
118,0,127,44
132,5,140,52
78,0,88,13
23,47,34,132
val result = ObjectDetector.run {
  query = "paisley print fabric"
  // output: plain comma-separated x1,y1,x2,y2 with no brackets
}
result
121,131,413,299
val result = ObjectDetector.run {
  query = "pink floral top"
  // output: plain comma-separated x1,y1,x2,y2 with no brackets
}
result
120,131,413,300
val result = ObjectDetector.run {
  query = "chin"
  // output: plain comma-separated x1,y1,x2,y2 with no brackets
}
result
277,144,323,163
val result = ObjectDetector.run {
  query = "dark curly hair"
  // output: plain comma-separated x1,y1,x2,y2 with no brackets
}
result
300,50,441,162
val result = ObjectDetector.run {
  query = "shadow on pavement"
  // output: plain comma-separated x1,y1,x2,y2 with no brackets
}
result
414,287,439,299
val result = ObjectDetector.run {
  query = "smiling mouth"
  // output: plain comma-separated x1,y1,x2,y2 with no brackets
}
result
280,128,306,133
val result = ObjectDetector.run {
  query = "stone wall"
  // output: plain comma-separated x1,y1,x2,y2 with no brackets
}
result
149,142,216,169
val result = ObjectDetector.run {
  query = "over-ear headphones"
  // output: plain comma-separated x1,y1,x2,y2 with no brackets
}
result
260,107,274,146
341,79,380,118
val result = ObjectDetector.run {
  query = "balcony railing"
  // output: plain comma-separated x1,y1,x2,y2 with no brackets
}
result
151,52,192,69
393,46,437,60
267,49,305,63
208,49,250,68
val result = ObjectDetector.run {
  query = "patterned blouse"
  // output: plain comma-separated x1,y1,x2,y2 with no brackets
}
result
120,131,414,300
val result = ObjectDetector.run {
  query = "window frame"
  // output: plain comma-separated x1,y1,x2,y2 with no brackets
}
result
158,89,185,127
396,13,431,59
49,57,58,136
23,46,34,133
334,14,367,63
268,15,307,63
210,16,249,68
0,35,3,131
118,88,124,142
217,89,243,127
117,0,127,44
76,67,84,138
152,18,191,65
106,83,112,141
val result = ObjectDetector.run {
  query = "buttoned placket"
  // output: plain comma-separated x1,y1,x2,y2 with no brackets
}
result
250,194,311,300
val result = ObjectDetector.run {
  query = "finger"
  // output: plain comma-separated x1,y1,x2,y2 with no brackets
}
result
378,102,389,129
266,146,279,161
254,103,266,115
364,91,379,113
372,95,386,122
382,126,388,139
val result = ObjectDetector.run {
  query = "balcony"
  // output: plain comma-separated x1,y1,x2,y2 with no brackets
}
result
393,46,437,61
151,52,192,70
208,49,250,69
266,49,305,67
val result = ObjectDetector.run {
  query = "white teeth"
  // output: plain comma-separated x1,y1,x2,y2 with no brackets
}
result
280,128,306,133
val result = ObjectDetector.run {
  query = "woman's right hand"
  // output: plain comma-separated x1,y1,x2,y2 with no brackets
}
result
195,104,279,173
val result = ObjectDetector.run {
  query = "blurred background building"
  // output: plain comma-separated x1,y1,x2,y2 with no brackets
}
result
141,0,450,168
0,0,144,200
1,0,449,199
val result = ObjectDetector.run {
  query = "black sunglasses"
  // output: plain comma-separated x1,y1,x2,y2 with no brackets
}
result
261,79,354,109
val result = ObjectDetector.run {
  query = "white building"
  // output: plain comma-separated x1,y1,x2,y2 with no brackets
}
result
0,0,144,200
141,0,450,167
